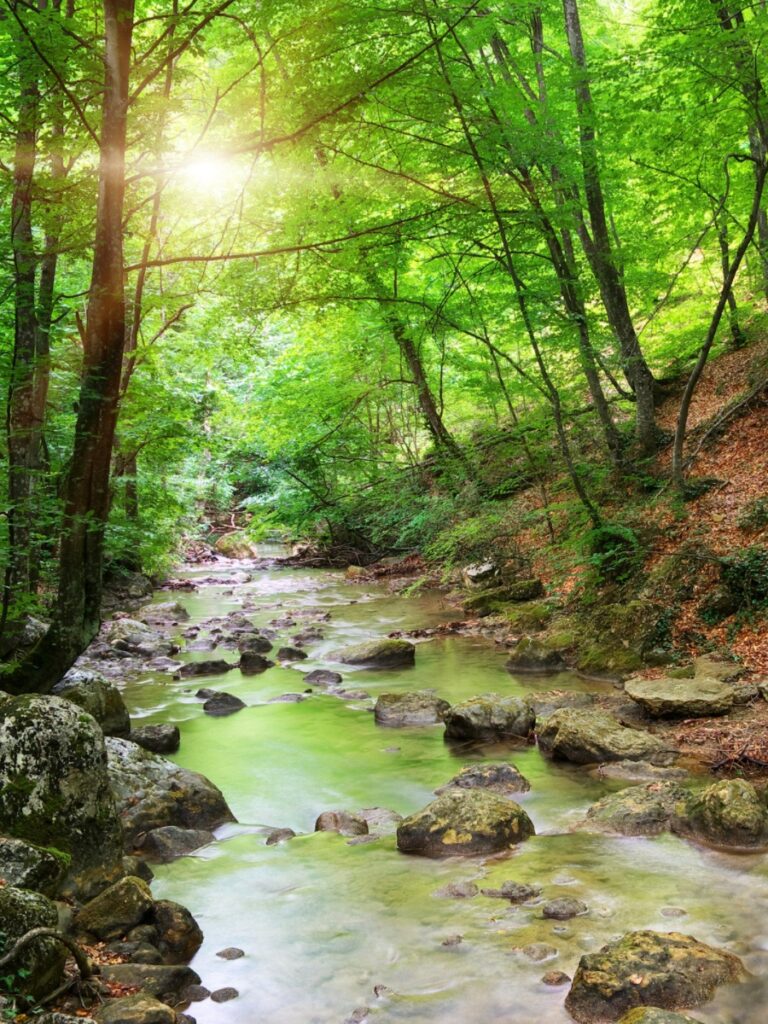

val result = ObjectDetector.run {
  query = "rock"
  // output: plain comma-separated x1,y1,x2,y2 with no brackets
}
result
537,708,672,765
107,940,163,965
0,887,66,998
624,676,734,718
463,588,512,617
577,782,688,837
130,725,180,755
268,693,307,703
435,762,530,797
94,996,175,1024
265,828,296,845
53,670,131,737
462,562,498,587
618,1011,704,1024
0,836,69,896
100,964,201,1003
315,811,369,837
304,669,343,688
396,789,534,857
103,619,174,658
0,695,123,898
214,532,260,558
335,638,415,668
519,943,558,962
542,897,588,920
151,900,203,964
672,778,768,849
565,930,744,1023
443,695,534,744
434,881,479,899
216,947,244,960
530,691,595,719
203,692,246,717
506,636,567,674
589,761,690,784
357,807,403,836
38,1015,98,1024
481,881,541,902
180,984,210,1002
237,635,273,654
178,660,234,678
137,827,214,863
542,971,571,986
374,691,450,727
276,646,307,662
210,988,238,1003
139,602,190,624
106,737,235,844
239,652,274,674
76,876,153,940
506,578,545,602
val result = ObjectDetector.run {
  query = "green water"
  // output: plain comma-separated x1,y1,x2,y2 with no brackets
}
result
120,559,768,1023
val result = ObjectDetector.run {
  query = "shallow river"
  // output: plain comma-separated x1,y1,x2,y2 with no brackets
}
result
121,555,768,1024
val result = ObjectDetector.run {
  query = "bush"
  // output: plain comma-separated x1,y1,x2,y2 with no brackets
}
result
584,522,642,582
719,546,768,611
737,497,768,532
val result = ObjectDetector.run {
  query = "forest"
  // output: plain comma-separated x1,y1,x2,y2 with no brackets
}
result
0,1,768,1024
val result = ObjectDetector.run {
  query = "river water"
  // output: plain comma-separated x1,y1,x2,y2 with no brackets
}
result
120,554,768,1024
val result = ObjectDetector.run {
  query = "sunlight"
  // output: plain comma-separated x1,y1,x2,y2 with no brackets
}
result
177,153,239,194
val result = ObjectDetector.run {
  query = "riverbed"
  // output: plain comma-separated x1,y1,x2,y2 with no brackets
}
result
120,555,768,1024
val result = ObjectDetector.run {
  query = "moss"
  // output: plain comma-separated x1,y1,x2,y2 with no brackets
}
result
576,642,645,676
505,601,553,632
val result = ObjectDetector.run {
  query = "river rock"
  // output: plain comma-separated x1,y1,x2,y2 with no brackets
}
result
335,638,415,668
0,837,69,896
542,897,588,919
94,994,175,1024
618,1011,704,1024
103,618,174,658
672,778,768,849
0,887,66,998
76,876,153,940
53,670,131,737
374,691,450,727
506,636,566,674
481,881,541,902
150,900,203,964
179,660,235,678
304,669,343,688
265,827,296,845
38,1015,98,1024
396,789,535,857
565,930,744,1022
435,762,531,797
589,761,691,784
530,691,595,719
130,724,180,754
443,694,535,744
577,782,688,837
99,964,201,1003
357,807,403,836
537,708,672,765
203,692,246,716
139,602,190,624
276,646,307,662
434,881,479,899
239,651,274,674
210,988,239,1003
237,635,273,654
106,737,235,844
624,676,734,718
462,562,498,588
136,826,214,862
0,695,123,898
315,811,369,837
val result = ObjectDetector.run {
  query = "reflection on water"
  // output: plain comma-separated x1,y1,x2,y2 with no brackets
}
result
118,559,767,1023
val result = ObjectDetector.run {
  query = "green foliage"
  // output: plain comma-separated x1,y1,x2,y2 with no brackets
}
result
737,497,768,532
720,547,768,612
584,523,643,583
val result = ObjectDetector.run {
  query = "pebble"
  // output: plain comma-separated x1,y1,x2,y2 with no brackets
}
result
180,985,210,1002
441,934,463,947
216,947,245,960
434,882,479,900
541,970,571,986
210,988,239,1003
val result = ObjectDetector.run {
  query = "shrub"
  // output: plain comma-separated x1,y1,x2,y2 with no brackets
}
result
584,522,642,582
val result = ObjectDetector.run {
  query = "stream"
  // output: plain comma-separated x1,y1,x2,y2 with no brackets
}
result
119,553,768,1024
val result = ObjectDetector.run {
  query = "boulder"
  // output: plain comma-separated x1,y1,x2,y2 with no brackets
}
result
239,651,274,674
463,588,511,617
462,562,498,588
0,887,66,999
396,789,534,857
443,694,534,744
374,691,450,727
481,881,541,902
435,762,530,797
506,636,566,674
150,900,203,964
537,708,672,765
0,837,69,896
53,670,131,737
541,897,588,919
202,692,246,717
304,669,343,688
530,691,594,719
565,930,744,1023
130,724,180,755
76,876,153,940
214,532,260,558
314,811,369,837
506,578,545,602
99,964,201,1003
138,602,189,624
335,638,415,669
618,1011,704,1024
577,782,687,837
94,994,175,1024
136,826,214,863
624,676,734,718
0,695,123,898
276,646,308,662
106,737,234,845
103,619,174,658
672,779,768,849
357,807,403,836
178,660,235,678
237,635,272,654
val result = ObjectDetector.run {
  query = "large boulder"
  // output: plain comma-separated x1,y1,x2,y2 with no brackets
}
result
130,724,180,755
0,887,66,998
672,779,768,849
94,994,175,1024
374,691,450,727
624,676,734,718
0,695,123,898
76,876,153,940
505,636,566,674
396,789,534,857
537,708,672,765
102,619,174,658
136,826,214,863
0,837,69,896
443,694,534,744
98,964,201,1003
138,602,189,625
462,562,498,588
576,782,687,837
335,638,415,668
106,737,234,845
435,762,531,797
150,900,203,964
53,670,131,737
565,930,744,1022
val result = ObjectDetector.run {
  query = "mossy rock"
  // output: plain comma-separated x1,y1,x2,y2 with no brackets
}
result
77,876,153,940
0,886,66,999
573,600,673,676
505,601,553,633
506,578,545,602
334,638,415,668
619,1010,704,1023
0,837,70,897
52,670,131,737
435,762,530,797
576,782,687,837
576,641,645,677
463,587,510,617
374,691,450,727
672,779,768,849
397,789,534,857
624,677,734,718
538,708,673,765
94,994,175,1024
443,694,534,743
214,533,260,558
506,636,567,674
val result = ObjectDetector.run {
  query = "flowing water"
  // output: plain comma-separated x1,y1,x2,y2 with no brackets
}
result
120,555,768,1024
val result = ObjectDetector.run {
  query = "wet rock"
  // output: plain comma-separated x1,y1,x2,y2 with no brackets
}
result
315,811,369,837
237,635,273,654
672,778,768,849
0,836,68,896
239,651,274,674
624,676,734,718
139,602,190,624
434,881,479,899
137,826,214,863
180,984,210,1002
131,724,180,755
530,691,594,719
0,887,66,998
107,940,163,965
103,618,175,658
519,943,558,962
304,669,343,688
506,636,567,674
335,638,416,668
506,578,545,602
38,1015,98,1024
147,656,184,673
577,782,687,837
210,988,239,1003
435,762,531,797
106,737,235,844
268,692,307,703
293,629,324,644
441,934,463,947
203,692,246,717
443,694,535,744
537,708,672,765
100,964,201,1003
463,587,513,617
94,995,175,1024
589,761,690,784
542,897,588,920
151,900,203,964
76,876,153,940
618,1011,704,1024
481,881,541,902
357,807,403,836
276,646,308,662
0,695,123,898
374,691,450,727
53,670,131,737
216,947,244,960
265,828,296,845
397,789,534,857
565,930,744,1023
179,660,235,678
542,971,571,986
